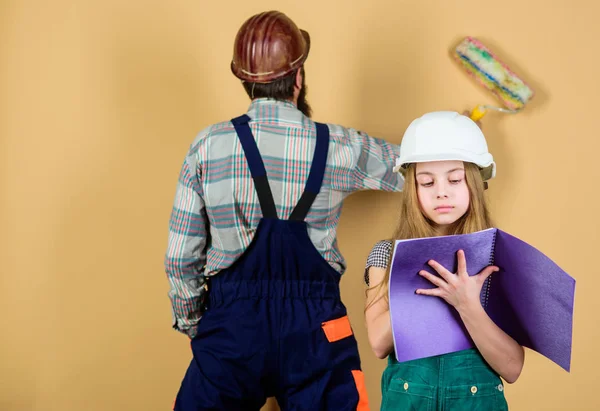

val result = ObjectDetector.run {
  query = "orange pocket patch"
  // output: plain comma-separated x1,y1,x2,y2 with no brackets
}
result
321,315,353,342
351,370,370,411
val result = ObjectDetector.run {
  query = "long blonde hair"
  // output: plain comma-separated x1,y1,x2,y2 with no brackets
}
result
366,162,493,308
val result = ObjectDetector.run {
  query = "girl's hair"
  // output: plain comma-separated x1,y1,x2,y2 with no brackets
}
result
366,162,493,309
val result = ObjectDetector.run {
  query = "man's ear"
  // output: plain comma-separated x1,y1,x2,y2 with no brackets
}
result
295,68,303,90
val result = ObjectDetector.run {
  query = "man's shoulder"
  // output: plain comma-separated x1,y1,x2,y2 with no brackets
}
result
318,121,356,134
318,121,372,145
187,120,236,154
199,119,237,139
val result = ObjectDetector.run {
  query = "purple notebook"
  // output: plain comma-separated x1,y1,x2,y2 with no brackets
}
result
388,228,576,372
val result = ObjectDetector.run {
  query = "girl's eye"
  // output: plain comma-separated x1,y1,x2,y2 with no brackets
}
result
420,182,434,187
450,179,463,184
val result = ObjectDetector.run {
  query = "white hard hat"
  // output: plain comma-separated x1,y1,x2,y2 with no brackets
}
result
393,111,496,182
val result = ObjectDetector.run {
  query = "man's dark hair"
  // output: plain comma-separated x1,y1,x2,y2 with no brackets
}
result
242,67,311,118
243,70,297,100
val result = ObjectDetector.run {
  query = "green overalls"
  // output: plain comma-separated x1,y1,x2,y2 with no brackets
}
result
381,348,508,411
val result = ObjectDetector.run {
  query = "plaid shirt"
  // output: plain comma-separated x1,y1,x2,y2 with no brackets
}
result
165,99,402,336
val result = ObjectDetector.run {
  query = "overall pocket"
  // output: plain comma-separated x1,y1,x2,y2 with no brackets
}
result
382,377,434,411
321,315,353,342
444,381,508,411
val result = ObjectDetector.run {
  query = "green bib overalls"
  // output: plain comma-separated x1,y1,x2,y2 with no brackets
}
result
381,348,508,411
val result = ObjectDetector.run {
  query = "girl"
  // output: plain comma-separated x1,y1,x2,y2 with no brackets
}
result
365,111,524,410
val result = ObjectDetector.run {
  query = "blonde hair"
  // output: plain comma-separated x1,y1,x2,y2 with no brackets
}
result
366,162,493,308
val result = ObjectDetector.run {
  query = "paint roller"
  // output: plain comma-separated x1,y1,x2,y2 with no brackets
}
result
453,36,534,122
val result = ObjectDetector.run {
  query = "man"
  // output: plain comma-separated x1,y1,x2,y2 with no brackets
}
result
166,10,402,410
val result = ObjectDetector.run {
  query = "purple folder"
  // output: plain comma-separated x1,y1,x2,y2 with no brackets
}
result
389,228,576,371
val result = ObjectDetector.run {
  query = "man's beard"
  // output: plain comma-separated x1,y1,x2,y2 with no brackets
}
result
297,79,312,118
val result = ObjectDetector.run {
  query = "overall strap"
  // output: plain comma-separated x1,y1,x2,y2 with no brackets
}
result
289,122,330,221
231,114,278,219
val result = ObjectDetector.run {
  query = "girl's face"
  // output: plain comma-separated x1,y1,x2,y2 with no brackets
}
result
415,160,470,232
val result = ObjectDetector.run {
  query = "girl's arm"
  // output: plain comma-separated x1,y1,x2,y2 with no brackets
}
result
364,267,394,359
416,250,525,383
457,299,525,383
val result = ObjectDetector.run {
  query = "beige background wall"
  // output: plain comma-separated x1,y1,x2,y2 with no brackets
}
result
1,0,597,410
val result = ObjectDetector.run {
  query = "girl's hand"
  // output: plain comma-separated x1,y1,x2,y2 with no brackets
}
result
415,250,499,313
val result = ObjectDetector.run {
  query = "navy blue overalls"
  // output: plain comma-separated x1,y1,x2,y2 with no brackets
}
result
174,115,369,411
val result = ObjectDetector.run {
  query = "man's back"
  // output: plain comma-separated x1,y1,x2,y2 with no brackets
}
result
169,98,401,277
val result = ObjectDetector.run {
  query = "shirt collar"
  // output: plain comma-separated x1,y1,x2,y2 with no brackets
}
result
248,98,298,112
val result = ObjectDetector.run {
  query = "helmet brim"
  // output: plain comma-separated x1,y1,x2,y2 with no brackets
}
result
393,154,496,181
